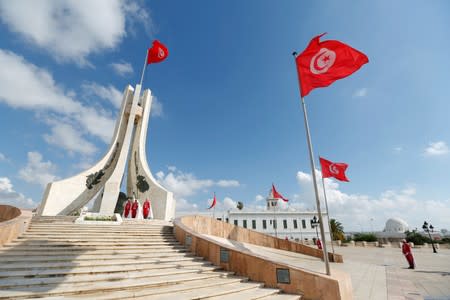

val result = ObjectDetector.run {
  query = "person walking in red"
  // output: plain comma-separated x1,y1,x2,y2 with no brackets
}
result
316,238,323,250
131,199,139,218
402,239,415,269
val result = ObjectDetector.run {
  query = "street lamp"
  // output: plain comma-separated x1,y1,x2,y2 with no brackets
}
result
311,216,320,239
422,221,437,253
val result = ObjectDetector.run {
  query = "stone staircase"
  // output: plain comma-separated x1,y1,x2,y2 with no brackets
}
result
0,217,300,299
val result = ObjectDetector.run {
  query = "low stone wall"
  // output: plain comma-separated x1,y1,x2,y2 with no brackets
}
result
174,215,351,300
0,205,32,246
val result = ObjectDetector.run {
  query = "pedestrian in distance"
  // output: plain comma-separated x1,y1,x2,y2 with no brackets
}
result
316,238,323,250
402,239,415,269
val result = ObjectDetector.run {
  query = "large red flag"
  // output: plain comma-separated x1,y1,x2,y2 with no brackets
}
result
207,193,217,209
272,184,288,202
319,157,349,182
295,33,368,97
147,40,169,64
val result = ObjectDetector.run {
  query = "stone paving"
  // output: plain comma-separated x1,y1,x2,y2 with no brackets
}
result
205,235,450,300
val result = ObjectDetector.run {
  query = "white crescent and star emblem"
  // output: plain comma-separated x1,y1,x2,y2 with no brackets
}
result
157,48,165,58
310,48,336,74
329,164,339,175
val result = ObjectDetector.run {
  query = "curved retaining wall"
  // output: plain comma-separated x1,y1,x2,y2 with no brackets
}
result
174,215,351,300
0,205,32,246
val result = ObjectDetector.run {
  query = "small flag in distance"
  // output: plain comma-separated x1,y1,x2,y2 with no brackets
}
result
147,40,168,64
272,184,288,202
208,193,217,209
319,157,349,182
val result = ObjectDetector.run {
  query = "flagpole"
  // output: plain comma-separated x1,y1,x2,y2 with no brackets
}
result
321,176,335,255
139,49,149,88
293,52,331,276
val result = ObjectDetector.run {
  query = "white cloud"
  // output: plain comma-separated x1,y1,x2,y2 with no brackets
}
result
110,61,133,76
424,141,449,156
0,152,5,161
393,146,403,153
156,167,240,215
255,194,265,202
352,87,368,98
18,152,58,187
295,169,450,231
151,96,163,117
223,197,237,210
175,198,199,213
157,167,240,199
0,1,151,65
0,177,37,208
0,49,115,148
82,82,123,109
217,180,240,187
43,122,97,155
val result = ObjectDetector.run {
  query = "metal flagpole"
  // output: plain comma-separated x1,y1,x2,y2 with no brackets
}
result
321,176,335,255
139,49,149,88
293,52,331,276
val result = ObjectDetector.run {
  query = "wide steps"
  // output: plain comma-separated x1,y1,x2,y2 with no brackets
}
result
0,257,202,271
0,261,214,279
0,218,300,299
0,252,193,263
0,265,222,288
0,271,236,299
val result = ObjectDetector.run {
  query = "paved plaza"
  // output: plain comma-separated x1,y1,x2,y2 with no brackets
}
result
206,235,450,300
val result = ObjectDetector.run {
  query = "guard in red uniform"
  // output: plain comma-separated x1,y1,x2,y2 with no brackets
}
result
131,199,139,218
123,198,132,218
402,239,415,269
316,238,323,250
143,199,152,219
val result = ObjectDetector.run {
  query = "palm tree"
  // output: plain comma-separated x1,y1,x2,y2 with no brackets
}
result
330,219,345,241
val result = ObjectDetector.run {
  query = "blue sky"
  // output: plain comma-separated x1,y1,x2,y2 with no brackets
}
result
0,1,449,231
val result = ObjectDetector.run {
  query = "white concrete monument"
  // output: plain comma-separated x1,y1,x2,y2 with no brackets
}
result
37,85,175,221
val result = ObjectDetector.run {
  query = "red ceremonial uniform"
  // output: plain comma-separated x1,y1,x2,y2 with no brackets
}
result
402,241,415,269
316,239,323,250
124,200,132,218
131,200,139,218
143,200,150,219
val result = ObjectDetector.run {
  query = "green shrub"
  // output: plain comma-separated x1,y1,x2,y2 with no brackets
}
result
405,230,431,245
84,215,117,222
353,233,377,242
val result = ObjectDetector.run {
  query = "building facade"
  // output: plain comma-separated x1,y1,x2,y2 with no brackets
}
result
226,194,330,242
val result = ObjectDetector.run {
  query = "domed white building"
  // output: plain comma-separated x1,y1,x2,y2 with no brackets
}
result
376,217,409,243
383,218,409,233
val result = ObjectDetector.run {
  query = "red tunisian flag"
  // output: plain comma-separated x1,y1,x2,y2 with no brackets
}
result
319,157,349,182
208,193,217,209
272,184,288,202
295,33,368,97
147,40,169,64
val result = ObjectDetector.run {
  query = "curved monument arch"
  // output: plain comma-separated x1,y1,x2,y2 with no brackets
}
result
38,85,175,221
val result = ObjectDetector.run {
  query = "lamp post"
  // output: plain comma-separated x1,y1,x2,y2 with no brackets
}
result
422,221,437,253
311,216,320,239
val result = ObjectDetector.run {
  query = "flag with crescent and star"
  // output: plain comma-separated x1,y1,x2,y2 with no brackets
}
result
319,157,349,182
295,33,368,97
271,184,288,202
207,193,217,209
147,40,169,64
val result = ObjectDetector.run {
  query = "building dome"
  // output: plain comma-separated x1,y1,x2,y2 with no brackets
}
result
384,218,409,233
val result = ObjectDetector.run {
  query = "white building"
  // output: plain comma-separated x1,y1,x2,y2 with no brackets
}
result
226,192,330,242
